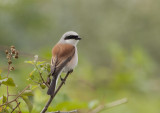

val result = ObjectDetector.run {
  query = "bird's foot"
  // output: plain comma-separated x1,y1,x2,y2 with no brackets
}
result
68,69,73,74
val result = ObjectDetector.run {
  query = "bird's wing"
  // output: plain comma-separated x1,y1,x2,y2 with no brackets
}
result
51,43,75,76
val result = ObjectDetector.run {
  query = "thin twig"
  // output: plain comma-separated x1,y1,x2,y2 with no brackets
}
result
41,71,71,113
8,94,17,96
47,110,78,113
0,85,30,107
16,100,21,112
89,98,128,113
6,64,11,103
11,102,20,113
34,64,49,88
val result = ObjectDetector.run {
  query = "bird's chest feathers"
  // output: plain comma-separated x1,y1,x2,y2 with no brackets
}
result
63,48,78,72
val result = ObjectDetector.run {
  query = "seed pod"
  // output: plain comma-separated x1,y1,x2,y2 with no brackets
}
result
12,49,16,54
8,60,12,64
15,55,18,59
15,51,19,55
10,46,15,49
10,66,15,71
7,53,11,59
5,50,8,54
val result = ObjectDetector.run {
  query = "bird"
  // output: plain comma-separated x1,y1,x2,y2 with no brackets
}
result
47,31,81,96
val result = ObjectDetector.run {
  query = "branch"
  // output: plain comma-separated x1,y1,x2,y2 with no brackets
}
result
89,98,128,113
6,64,11,103
0,85,30,107
34,64,49,88
41,71,71,113
11,102,20,113
48,110,78,113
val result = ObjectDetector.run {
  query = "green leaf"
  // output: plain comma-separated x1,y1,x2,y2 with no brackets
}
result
0,78,16,86
40,67,45,73
30,85,38,90
40,83,46,89
2,95,7,104
36,61,46,66
88,100,99,109
24,61,34,64
21,90,34,96
2,109,9,113
29,69,36,80
0,96,2,101
8,103,13,110
21,96,33,113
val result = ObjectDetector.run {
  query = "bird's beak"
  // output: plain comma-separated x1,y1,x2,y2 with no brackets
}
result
77,37,81,40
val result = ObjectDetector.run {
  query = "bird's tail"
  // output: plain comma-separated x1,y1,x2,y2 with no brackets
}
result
47,75,57,96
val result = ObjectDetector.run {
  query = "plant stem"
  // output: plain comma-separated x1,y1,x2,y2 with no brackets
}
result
40,71,71,113
6,64,11,103
11,102,20,113
0,85,30,107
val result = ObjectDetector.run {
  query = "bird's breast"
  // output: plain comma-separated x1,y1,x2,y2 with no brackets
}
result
63,48,78,73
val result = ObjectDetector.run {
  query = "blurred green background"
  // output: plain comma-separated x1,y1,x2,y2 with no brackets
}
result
0,0,160,113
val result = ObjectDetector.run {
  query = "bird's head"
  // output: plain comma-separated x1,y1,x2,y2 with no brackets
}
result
59,31,81,46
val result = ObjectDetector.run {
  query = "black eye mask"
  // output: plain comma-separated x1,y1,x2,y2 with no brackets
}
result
64,35,81,40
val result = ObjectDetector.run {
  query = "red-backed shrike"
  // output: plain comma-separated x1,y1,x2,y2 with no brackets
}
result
47,31,81,96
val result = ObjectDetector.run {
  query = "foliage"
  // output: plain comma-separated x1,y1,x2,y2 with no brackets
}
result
0,0,160,113
0,46,33,113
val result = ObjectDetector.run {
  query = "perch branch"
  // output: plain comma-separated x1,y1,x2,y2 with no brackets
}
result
47,110,78,113
40,71,71,113
34,64,49,88
0,85,30,107
11,102,20,113
89,98,128,113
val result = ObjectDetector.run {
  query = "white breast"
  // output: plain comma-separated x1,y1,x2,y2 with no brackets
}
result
63,47,78,73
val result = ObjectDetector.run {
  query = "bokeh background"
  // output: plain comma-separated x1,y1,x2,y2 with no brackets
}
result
0,0,160,113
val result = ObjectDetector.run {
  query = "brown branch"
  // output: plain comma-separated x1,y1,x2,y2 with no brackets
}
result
6,64,11,103
48,110,78,113
89,98,128,113
11,102,20,113
0,85,30,107
40,71,71,113
16,100,21,112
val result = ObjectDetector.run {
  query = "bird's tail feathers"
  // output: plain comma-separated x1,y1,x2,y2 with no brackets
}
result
47,76,57,96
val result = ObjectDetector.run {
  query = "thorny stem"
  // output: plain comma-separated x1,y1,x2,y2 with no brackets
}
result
0,85,30,107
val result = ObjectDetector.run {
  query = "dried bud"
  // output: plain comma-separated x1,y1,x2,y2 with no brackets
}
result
10,66,15,71
15,55,18,59
6,53,11,59
5,50,9,54
11,49,16,54
15,51,19,56
10,46,15,49
8,60,12,65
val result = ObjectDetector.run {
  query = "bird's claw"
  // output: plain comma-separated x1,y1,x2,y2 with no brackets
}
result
68,69,73,74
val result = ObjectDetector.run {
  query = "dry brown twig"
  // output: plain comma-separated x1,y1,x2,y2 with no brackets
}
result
89,98,128,113
41,71,75,113
11,102,20,113
0,85,30,107
47,110,78,113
